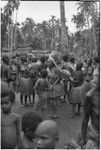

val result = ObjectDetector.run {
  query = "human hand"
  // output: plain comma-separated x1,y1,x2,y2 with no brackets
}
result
79,138,85,149
69,138,81,149
49,57,56,64
64,138,81,149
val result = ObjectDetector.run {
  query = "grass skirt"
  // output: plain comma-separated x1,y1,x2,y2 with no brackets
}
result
19,77,34,96
69,86,83,104
49,83,64,98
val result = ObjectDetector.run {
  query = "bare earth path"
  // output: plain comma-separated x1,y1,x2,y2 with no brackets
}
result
12,93,83,149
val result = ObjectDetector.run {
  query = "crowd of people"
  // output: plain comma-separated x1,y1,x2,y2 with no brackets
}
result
1,52,100,149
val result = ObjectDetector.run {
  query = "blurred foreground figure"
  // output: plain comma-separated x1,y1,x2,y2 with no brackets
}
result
21,112,42,149
1,87,21,148
80,65,100,149
35,120,59,149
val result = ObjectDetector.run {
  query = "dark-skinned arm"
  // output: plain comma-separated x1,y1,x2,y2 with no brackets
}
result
81,94,92,148
16,115,21,148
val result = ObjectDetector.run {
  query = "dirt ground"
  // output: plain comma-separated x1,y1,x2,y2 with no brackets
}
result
12,93,83,149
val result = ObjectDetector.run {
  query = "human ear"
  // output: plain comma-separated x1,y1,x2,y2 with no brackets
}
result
25,128,30,135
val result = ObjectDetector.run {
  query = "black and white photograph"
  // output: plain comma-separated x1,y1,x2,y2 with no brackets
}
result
1,0,100,149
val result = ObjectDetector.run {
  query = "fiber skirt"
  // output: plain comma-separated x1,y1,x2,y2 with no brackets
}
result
69,86,83,104
19,77,34,95
49,83,64,98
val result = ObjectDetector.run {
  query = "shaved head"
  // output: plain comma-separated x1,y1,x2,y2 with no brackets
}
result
37,120,59,136
35,120,59,149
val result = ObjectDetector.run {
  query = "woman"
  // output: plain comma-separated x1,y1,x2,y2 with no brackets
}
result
69,62,84,117
47,60,64,118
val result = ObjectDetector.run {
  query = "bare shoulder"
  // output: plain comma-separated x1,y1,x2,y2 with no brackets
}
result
1,113,20,126
10,113,20,121
86,87,96,98
36,78,42,83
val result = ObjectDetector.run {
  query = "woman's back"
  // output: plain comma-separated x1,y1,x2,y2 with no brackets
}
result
74,70,84,86
35,78,49,94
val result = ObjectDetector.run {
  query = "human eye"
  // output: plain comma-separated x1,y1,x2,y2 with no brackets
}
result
41,136,48,140
41,136,45,140
5,102,9,105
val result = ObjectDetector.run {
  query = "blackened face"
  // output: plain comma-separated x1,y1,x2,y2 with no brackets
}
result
1,96,12,114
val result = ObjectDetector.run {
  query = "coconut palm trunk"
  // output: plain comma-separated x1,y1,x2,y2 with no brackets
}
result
60,1,68,52
14,9,18,50
8,4,10,49
86,15,92,57
11,11,14,57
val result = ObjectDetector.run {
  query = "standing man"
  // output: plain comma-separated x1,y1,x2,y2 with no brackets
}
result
1,56,11,85
81,65,100,149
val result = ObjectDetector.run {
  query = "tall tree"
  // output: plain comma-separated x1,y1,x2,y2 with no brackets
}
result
60,1,68,52
76,1,99,56
21,17,36,45
72,1,99,57
1,0,20,52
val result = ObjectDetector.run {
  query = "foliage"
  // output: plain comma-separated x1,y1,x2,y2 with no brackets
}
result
72,13,86,29
1,0,20,49
71,1,100,57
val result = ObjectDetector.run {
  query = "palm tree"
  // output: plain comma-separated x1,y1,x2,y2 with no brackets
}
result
72,12,86,56
49,15,59,51
11,0,20,52
4,3,12,48
76,1,99,56
60,1,68,52
72,12,86,30
4,0,20,54
21,17,36,47
13,8,19,49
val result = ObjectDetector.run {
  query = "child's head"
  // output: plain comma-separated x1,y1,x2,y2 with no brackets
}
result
93,56,100,65
32,57,38,63
76,62,83,71
69,57,75,64
22,112,42,141
28,69,35,78
88,58,93,66
40,56,46,63
48,60,55,69
40,69,48,78
35,120,59,149
1,87,15,114
63,54,69,62
2,56,9,65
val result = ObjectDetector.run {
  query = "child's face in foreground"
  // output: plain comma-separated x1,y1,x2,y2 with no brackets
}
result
1,96,12,114
35,128,56,149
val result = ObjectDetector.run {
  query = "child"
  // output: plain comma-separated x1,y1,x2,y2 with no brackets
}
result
1,56,10,82
34,69,50,116
38,55,47,73
10,59,18,91
21,111,42,148
69,62,84,117
18,70,29,107
1,87,21,149
35,120,59,149
19,69,37,106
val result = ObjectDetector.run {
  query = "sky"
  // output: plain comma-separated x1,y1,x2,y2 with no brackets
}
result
1,1,79,33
